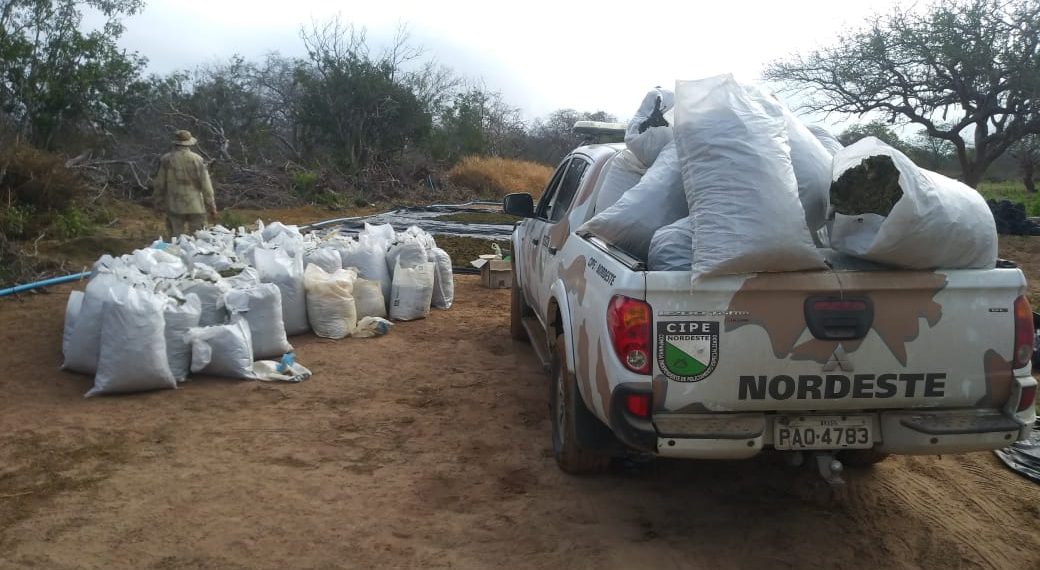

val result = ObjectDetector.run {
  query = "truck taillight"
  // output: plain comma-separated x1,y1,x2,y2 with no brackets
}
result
1013,296,1033,369
607,295,652,375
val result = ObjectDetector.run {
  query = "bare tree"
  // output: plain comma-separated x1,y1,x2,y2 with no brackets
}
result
764,0,1040,187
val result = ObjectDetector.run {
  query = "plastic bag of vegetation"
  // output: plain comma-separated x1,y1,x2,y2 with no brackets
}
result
63,291,84,360
578,141,688,260
88,287,177,397
829,137,997,269
353,316,393,338
674,75,825,282
304,265,358,339
63,272,128,374
428,247,454,309
260,221,301,242
389,261,435,321
305,247,343,274
399,226,437,250
746,86,832,233
353,278,387,319
593,149,646,214
163,292,202,382
362,222,396,250
188,319,257,379
339,235,392,307
625,87,675,167
132,248,187,278
648,217,694,271
806,124,843,155
255,247,309,335
387,241,428,278
223,267,261,290
224,284,293,358
234,233,263,267
180,277,231,327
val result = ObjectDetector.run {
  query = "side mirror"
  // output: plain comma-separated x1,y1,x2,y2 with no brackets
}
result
503,193,534,218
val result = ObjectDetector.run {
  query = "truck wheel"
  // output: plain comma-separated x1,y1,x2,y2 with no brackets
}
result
550,335,610,474
509,258,529,341
839,449,890,467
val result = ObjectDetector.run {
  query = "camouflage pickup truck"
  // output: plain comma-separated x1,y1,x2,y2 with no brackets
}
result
504,141,1038,482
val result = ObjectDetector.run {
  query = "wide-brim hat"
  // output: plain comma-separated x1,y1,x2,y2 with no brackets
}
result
173,130,197,146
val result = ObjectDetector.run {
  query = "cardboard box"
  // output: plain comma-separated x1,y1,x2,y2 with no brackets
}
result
479,259,512,289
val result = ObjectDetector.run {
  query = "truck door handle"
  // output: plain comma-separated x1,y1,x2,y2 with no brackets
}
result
531,238,540,245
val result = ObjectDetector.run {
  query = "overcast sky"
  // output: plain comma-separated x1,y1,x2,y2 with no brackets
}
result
109,0,906,125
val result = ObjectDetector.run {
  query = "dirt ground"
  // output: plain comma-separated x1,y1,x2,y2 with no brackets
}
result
1,275,1039,570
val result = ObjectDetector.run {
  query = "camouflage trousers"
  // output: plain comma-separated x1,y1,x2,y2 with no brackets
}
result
166,213,207,238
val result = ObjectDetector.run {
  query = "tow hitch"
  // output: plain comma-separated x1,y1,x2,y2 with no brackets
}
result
785,451,846,487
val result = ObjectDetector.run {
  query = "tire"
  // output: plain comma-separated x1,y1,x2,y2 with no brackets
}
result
839,449,890,468
550,335,610,474
509,258,529,341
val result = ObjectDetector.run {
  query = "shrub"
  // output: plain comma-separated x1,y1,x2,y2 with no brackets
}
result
0,203,34,238
290,170,320,195
51,205,94,239
446,156,554,199
977,181,1040,215
0,141,88,212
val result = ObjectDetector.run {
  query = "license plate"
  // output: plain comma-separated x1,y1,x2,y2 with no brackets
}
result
774,415,873,450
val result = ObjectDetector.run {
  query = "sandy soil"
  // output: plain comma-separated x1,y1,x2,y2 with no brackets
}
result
1,276,1039,570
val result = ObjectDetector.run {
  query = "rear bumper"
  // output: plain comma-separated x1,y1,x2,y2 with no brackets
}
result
610,394,1036,460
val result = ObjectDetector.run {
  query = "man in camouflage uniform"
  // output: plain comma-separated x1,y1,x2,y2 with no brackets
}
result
154,130,218,237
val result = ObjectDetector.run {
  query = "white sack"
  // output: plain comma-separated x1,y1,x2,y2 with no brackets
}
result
593,149,647,215
674,75,826,282
389,261,434,321
578,141,688,260
63,272,126,374
305,247,343,274
648,217,694,271
354,278,387,319
180,278,231,327
88,287,176,397
224,267,261,290
362,222,396,251
188,319,257,379
829,137,997,269
132,248,187,278
746,86,832,233
224,284,293,358
625,87,675,167
339,235,392,306
428,247,454,310
354,316,393,338
164,293,202,382
261,221,301,242
62,291,84,361
387,241,428,276
806,125,844,155
255,247,309,335
253,360,312,383
303,264,358,339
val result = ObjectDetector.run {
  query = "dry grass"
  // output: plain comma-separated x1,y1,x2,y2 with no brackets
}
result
446,156,554,199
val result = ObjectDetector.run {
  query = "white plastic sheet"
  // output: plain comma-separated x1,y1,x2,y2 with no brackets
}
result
304,264,358,339
88,287,177,397
578,141,688,260
674,75,825,282
806,124,844,155
389,261,434,321
829,137,997,269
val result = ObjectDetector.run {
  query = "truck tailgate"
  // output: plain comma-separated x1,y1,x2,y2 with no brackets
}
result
646,266,1027,413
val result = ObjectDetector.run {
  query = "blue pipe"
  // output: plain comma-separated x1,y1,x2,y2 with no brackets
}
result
0,272,90,297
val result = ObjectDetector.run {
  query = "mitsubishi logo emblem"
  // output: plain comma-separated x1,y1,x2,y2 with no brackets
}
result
823,345,854,372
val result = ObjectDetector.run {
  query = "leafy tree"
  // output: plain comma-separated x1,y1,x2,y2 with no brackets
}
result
764,0,1040,187
837,120,911,152
295,18,431,171
0,0,147,149
525,108,618,164
433,86,525,160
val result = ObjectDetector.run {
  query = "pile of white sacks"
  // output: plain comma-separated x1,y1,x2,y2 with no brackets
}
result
61,221,454,397
580,74,997,282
